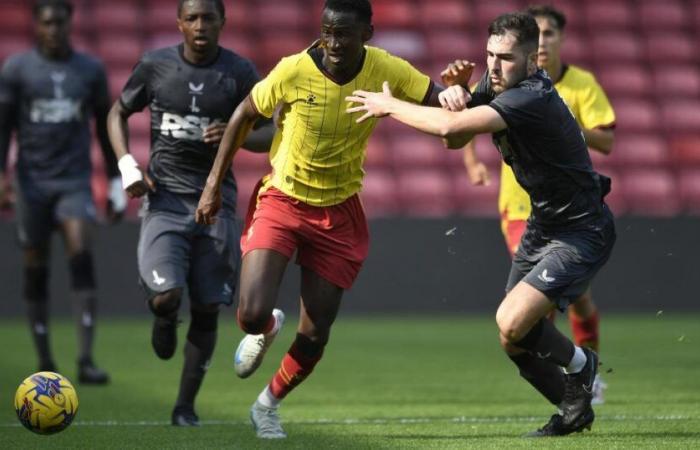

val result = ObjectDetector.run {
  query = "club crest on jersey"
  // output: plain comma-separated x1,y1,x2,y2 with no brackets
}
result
188,82,204,113
306,94,317,105
50,71,66,99
160,112,221,141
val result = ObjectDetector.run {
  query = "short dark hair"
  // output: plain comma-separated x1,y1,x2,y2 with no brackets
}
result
33,0,73,18
526,4,567,30
488,12,539,54
324,0,373,25
177,0,225,19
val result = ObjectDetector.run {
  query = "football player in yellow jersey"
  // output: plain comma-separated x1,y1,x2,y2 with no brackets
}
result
461,5,615,405
195,0,472,438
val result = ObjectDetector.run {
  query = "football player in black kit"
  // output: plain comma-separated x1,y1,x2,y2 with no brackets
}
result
347,12,615,437
0,0,125,384
107,0,273,426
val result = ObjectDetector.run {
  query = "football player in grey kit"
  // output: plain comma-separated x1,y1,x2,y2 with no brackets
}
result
107,0,273,426
0,0,125,384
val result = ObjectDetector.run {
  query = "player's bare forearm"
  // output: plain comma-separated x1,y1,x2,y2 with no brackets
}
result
96,106,119,178
0,103,15,175
107,101,132,160
205,96,259,190
583,127,614,155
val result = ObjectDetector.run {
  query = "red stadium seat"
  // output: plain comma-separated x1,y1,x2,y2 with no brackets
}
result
218,33,257,60
653,66,700,98
108,69,133,102
610,98,659,132
597,65,652,97
0,37,31,63
396,168,455,217
129,112,152,140
539,0,584,30
670,136,700,165
470,134,503,168
607,134,669,168
0,5,32,34
645,33,696,64
639,1,688,30
372,31,427,63
474,1,523,28
620,169,681,216
95,35,143,68
595,168,627,216
145,33,182,51
590,32,644,63
371,0,418,28
144,4,178,34
678,170,700,213
584,2,635,30
256,2,309,30
257,33,312,73
234,150,269,171
452,169,500,217
559,32,591,65
360,169,400,217
426,32,483,65
660,101,700,134
418,0,471,29
365,136,391,169
93,3,142,33
389,134,447,168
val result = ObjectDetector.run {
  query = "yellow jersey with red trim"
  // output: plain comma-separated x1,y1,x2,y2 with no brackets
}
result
499,64,616,220
250,44,432,207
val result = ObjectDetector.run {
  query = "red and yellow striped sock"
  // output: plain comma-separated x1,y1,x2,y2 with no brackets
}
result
569,310,600,353
269,339,323,400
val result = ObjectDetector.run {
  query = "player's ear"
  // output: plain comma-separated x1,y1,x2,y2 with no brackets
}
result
362,24,374,43
176,18,184,34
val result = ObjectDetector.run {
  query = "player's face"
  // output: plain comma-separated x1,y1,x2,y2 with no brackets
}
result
320,9,372,74
35,6,71,55
535,16,563,68
177,0,225,55
486,31,534,94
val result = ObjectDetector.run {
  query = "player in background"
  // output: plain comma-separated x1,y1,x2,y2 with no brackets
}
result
347,12,615,436
195,0,472,439
459,4,615,404
107,0,273,426
0,0,125,384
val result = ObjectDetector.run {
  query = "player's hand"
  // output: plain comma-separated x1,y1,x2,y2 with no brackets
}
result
441,60,475,88
346,81,395,123
203,123,227,145
124,171,155,198
466,161,491,186
106,177,127,223
195,184,221,225
439,85,471,112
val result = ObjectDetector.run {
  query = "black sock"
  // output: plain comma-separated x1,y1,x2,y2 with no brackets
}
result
175,313,218,410
514,319,575,367
509,352,565,405
27,300,54,369
73,290,97,362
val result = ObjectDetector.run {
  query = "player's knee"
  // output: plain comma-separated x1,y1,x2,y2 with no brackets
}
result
189,307,219,333
149,289,182,317
496,312,524,344
236,305,272,334
68,251,96,291
24,266,49,302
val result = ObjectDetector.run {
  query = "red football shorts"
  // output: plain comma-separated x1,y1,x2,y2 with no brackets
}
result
500,217,527,258
241,182,369,290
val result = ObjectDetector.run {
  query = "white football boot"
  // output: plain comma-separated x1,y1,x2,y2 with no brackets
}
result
234,309,285,378
250,400,287,439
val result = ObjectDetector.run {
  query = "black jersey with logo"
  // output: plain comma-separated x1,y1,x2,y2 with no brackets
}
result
120,45,260,214
469,69,611,230
0,48,110,190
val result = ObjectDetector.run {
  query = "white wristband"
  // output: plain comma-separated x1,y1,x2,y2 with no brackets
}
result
117,154,143,189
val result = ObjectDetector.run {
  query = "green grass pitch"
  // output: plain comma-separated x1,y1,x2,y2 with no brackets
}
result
1,314,698,449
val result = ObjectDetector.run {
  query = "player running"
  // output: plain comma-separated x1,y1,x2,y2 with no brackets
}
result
460,4,615,404
195,0,472,439
0,0,125,384
347,12,615,437
107,0,272,426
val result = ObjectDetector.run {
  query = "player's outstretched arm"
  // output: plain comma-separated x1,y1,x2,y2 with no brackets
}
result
95,99,126,222
107,101,155,199
346,82,507,144
463,140,490,186
196,96,261,225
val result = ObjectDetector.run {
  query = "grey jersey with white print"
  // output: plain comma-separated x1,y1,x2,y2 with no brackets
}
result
469,69,611,230
0,49,110,190
119,45,260,215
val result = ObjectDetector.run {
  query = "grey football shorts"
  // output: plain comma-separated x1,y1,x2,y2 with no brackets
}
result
137,210,241,306
505,208,616,311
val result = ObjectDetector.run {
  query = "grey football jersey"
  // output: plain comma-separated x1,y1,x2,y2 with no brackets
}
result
120,45,260,215
470,69,611,230
0,48,110,190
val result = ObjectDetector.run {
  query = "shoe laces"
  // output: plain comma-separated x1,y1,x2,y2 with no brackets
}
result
257,407,284,434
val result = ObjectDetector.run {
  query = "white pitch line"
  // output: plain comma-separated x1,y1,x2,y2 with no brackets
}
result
0,415,695,428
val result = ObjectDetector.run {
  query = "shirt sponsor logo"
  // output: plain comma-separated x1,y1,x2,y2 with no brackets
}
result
30,99,82,123
160,112,222,141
